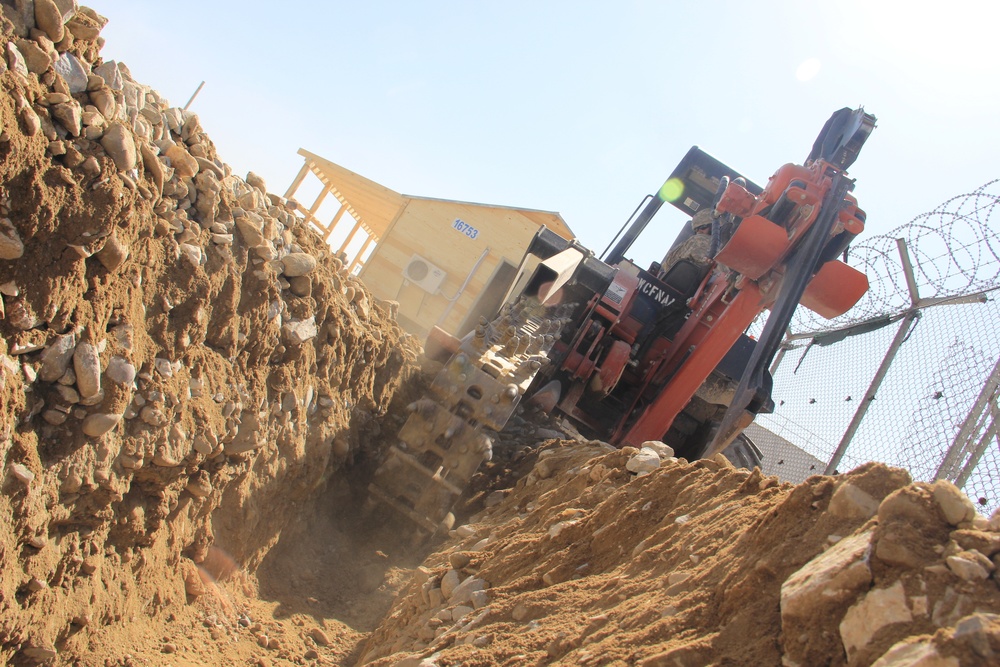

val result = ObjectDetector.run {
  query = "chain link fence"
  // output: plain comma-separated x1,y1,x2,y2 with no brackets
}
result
750,179,1000,514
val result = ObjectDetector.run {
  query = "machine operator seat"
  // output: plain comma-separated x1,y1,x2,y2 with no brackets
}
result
657,208,715,299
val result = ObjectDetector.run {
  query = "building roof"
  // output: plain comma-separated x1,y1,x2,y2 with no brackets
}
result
745,422,827,484
296,149,406,238
296,149,575,241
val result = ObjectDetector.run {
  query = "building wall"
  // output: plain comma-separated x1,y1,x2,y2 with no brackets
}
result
360,197,554,337
744,422,826,484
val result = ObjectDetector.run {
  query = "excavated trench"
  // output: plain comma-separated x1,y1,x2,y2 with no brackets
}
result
0,3,437,662
249,463,436,662
3,4,1000,666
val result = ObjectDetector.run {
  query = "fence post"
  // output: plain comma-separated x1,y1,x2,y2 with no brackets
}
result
769,328,793,376
823,311,919,474
937,356,1000,482
954,403,998,490
824,237,923,475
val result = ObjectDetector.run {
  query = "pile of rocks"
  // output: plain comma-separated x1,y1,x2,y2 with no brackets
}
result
780,477,1000,666
1,0,391,477
360,442,1000,667
0,2,420,662
408,559,493,647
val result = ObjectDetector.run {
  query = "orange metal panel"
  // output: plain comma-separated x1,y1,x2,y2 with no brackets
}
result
594,340,633,397
714,215,790,280
801,260,869,319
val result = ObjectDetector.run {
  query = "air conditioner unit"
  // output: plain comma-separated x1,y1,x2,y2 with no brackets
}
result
403,254,447,294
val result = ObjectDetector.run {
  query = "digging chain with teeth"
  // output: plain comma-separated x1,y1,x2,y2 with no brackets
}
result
367,296,576,534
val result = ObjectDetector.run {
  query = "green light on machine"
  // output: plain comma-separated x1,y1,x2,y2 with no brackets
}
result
659,177,684,203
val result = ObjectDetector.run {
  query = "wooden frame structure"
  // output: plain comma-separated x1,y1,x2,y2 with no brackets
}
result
284,148,575,336
284,149,408,273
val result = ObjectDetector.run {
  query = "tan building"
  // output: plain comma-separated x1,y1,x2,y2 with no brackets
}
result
285,149,575,337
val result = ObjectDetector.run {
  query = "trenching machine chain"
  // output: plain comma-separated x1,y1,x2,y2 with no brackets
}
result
367,296,577,535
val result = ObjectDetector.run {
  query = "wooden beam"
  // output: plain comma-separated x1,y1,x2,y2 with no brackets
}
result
284,162,310,199
308,184,333,218
337,219,364,257
323,205,348,242
349,235,375,274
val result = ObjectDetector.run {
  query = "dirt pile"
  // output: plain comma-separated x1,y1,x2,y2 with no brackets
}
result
362,443,1000,666
0,1,421,664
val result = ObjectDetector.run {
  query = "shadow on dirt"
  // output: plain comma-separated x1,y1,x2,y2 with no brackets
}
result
254,474,436,634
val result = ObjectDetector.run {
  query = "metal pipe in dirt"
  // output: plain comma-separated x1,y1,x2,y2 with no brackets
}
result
183,81,206,111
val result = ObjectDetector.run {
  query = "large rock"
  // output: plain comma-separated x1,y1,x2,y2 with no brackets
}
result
931,480,976,526
626,447,661,476
235,217,266,247
283,317,318,345
53,52,89,93
839,580,913,661
104,356,135,386
875,522,934,569
14,38,51,74
945,551,993,581
640,440,675,459
780,530,875,666
870,640,959,667
93,60,123,90
0,218,25,259
51,101,82,136
449,576,487,607
66,9,104,40
280,252,317,277
950,528,1000,557
89,86,116,120
139,143,167,195
2,0,36,37
100,122,137,171
440,569,461,600
95,232,129,271
6,42,29,77
874,484,950,571
953,612,1000,642
878,486,938,527
165,143,198,178
34,0,65,42
781,530,874,619
829,481,880,520
246,171,267,192
53,0,77,21
39,332,76,382
72,340,101,400
180,243,203,267
82,412,120,437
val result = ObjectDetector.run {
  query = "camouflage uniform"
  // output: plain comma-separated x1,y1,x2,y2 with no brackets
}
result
660,208,715,273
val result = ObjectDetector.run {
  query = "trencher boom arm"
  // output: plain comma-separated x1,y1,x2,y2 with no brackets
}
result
706,107,876,454
617,107,877,452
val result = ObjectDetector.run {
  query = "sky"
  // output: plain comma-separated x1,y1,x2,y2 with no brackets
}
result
91,0,999,270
